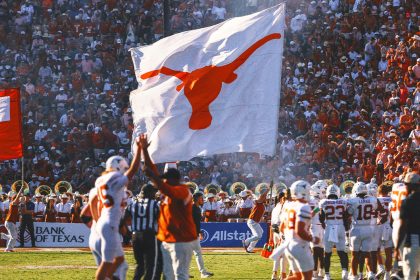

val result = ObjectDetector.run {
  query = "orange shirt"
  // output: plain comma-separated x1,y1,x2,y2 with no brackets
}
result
157,182,197,243
6,204,19,223
249,202,265,222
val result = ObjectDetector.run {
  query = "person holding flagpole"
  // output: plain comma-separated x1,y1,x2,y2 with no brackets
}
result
140,134,197,280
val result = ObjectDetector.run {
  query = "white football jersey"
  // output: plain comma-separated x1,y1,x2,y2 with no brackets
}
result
377,196,392,225
390,184,407,222
284,201,312,244
309,198,321,225
347,196,378,226
95,171,128,227
319,198,347,226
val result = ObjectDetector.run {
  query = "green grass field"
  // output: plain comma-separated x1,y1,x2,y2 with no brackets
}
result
0,249,344,279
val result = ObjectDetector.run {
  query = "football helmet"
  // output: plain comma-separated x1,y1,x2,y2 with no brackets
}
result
290,180,311,201
105,156,129,173
326,184,341,198
353,182,368,196
367,182,378,197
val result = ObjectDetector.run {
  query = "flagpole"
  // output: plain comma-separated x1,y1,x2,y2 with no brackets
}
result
163,0,171,37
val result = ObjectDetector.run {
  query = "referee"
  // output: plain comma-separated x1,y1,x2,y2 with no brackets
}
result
395,172,420,280
124,184,162,280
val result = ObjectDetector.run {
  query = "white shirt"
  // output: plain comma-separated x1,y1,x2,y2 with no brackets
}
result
347,196,378,226
34,201,46,214
55,202,72,214
95,171,128,227
211,6,226,20
319,198,347,226
202,201,219,212
235,197,253,213
390,184,407,222
284,201,312,244
35,129,47,141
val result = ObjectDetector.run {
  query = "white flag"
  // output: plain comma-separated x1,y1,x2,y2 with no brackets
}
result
130,4,285,163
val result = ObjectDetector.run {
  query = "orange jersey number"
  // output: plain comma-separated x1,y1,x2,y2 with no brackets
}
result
287,209,297,230
98,185,114,208
390,190,407,212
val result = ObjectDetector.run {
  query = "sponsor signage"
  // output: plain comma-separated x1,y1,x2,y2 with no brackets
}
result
200,222,268,248
16,222,90,247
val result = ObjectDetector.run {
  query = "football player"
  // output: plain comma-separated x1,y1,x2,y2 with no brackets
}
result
95,137,141,280
283,180,319,280
309,180,327,279
319,184,349,280
346,182,378,280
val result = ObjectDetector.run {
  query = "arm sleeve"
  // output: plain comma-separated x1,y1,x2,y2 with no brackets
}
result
399,199,409,220
297,204,312,221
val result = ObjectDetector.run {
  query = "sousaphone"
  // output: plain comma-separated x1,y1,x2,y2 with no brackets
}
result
36,185,52,196
11,180,29,195
340,180,355,195
271,182,287,197
229,182,247,196
54,181,73,195
185,181,199,194
255,182,270,196
204,184,221,196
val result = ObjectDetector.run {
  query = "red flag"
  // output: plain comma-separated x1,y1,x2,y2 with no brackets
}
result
0,88,23,160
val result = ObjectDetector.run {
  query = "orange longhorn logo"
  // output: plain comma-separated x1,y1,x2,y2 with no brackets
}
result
141,33,281,130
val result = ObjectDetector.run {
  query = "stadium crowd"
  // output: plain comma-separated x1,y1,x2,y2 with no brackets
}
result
0,0,419,198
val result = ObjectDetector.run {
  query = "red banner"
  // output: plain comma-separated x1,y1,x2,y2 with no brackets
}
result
0,88,23,160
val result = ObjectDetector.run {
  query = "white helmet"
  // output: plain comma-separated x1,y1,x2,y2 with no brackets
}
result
310,180,327,199
290,180,311,201
367,183,378,197
105,156,129,173
353,182,368,196
326,184,341,198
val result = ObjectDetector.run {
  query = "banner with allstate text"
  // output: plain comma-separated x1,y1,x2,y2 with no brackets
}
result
15,222,90,247
200,222,268,248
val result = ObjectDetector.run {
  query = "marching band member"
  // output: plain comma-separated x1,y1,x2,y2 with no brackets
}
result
216,191,228,209
236,190,253,219
55,194,72,222
319,184,349,280
217,198,236,222
283,180,318,280
33,193,46,222
71,195,83,223
44,196,57,222
95,136,141,280
202,193,219,222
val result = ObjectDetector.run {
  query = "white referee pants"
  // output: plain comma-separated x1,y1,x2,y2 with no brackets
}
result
245,219,263,252
2,221,18,250
191,238,206,273
161,240,194,280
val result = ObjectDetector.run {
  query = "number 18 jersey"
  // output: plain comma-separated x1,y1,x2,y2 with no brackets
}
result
319,198,347,226
346,196,378,226
95,171,128,227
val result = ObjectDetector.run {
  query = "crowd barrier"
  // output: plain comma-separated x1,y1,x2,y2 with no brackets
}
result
0,222,268,248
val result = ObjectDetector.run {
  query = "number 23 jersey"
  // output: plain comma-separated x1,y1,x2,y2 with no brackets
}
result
95,171,128,227
346,196,378,226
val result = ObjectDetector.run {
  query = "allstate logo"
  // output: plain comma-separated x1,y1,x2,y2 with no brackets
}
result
200,229,209,243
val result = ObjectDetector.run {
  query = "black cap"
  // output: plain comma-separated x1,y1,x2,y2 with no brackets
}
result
160,168,181,180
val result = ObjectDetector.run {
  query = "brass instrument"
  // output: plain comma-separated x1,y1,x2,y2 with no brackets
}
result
340,180,355,195
324,179,334,187
255,183,270,196
54,181,73,195
35,185,52,196
229,182,247,196
185,182,199,194
204,184,221,196
270,182,287,197
11,180,29,195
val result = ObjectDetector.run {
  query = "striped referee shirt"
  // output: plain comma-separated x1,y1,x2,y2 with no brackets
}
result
125,198,160,233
